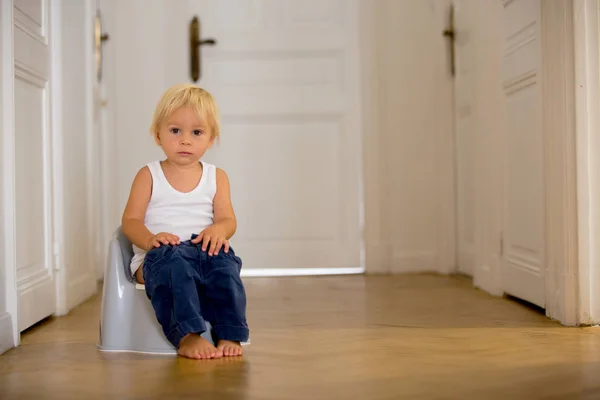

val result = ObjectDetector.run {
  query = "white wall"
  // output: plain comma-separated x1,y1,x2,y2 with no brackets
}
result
95,0,121,279
362,0,456,274
455,0,505,295
54,1,98,314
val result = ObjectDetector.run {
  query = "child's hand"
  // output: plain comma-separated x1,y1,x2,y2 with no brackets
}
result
147,232,180,250
191,224,229,256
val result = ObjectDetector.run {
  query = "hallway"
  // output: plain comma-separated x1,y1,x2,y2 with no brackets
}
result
1,274,599,399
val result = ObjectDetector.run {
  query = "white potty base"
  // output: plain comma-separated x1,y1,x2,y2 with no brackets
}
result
98,228,212,355
98,227,249,355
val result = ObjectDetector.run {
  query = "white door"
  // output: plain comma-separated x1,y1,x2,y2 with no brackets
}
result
106,0,363,273
453,0,477,276
13,0,56,330
501,0,545,307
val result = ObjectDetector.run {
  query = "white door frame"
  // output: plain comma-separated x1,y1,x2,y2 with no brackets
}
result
574,0,600,325
0,0,81,348
1,0,19,347
50,0,98,316
461,0,582,326
83,0,99,307
498,0,595,326
51,0,66,318
539,0,579,326
95,0,116,281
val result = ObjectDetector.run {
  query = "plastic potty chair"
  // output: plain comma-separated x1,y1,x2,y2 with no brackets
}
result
97,227,215,355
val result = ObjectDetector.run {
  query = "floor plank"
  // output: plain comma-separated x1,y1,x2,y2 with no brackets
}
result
1,274,599,399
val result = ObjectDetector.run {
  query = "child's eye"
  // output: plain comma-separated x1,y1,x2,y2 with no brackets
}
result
170,128,180,134
193,130,202,136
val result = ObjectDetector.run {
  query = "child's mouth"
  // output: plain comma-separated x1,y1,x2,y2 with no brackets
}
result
178,152,192,156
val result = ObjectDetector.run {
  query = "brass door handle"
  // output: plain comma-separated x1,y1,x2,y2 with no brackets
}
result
189,16,216,82
443,4,456,77
95,10,110,82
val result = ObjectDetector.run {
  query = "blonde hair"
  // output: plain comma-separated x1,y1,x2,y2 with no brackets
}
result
150,83,220,141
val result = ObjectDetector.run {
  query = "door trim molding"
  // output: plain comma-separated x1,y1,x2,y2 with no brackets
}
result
83,0,99,304
358,0,388,274
95,0,116,281
541,0,579,325
0,0,19,346
50,0,67,316
0,312,14,355
574,0,600,325
51,0,99,316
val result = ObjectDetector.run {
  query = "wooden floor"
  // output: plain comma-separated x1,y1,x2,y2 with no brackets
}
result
1,274,600,399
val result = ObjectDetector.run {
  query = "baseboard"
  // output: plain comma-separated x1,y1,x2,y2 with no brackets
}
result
241,268,364,277
66,273,98,313
390,251,438,274
473,262,503,297
364,243,392,274
0,312,15,355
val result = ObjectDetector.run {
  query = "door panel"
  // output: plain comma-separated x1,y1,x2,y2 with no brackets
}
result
13,0,56,331
501,0,545,307
453,0,545,304
111,0,362,271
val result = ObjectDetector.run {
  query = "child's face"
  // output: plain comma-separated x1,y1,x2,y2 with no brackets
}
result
156,107,214,165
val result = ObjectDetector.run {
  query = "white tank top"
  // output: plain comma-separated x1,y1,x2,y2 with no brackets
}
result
129,160,216,275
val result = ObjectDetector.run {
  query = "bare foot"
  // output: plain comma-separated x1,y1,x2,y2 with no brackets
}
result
178,334,223,360
217,340,243,357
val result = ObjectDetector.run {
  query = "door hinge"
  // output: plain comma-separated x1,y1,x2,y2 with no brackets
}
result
53,242,61,271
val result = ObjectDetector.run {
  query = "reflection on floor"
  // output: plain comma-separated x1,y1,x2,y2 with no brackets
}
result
1,274,599,399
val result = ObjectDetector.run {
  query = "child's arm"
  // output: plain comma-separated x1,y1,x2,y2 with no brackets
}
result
122,166,179,250
212,168,237,237
192,168,237,255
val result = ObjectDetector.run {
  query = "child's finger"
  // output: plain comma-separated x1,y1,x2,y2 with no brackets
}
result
192,232,203,244
213,239,223,255
209,239,218,256
202,236,211,251
224,240,230,253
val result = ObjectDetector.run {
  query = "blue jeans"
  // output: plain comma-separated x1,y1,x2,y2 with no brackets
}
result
142,236,249,348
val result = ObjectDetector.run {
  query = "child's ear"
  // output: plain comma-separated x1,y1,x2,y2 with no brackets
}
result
154,132,161,146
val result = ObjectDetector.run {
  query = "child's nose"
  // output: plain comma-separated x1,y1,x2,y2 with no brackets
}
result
180,134,192,144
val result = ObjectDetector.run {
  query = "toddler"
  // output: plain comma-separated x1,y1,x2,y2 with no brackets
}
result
121,84,249,359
